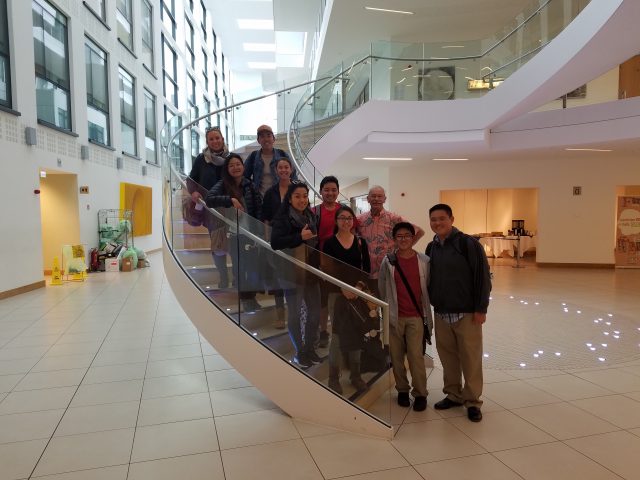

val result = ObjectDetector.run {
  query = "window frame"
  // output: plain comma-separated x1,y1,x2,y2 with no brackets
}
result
0,0,11,108
143,88,157,164
118,65,137,156
141,0,154,71
116,0,133,50
85,36,110,146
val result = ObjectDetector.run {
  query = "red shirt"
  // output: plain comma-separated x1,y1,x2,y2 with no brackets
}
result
394,254,422,317
317,204,338,250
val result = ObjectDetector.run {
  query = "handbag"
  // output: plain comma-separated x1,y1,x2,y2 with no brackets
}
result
210,227,229,254
182,196,204,227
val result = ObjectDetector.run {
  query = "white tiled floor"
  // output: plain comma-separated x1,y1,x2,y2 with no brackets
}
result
1,253,640,479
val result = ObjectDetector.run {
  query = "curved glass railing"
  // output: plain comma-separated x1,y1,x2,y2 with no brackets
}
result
161,100,406,435
288,0,590,193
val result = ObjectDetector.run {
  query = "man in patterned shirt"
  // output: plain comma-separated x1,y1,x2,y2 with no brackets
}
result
357,186,424,286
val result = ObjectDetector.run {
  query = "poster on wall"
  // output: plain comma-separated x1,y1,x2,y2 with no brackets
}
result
615,196,640,268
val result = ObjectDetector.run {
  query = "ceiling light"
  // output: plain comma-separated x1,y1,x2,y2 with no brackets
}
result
442,45,465,48
40,170,47,178
237,19,274,30
243,43,276,52
247,62,277,70
401,66,413,71
396,77,406,84
364,7,414,15
565,148,612,152
432,158,469,161
363,157,412,161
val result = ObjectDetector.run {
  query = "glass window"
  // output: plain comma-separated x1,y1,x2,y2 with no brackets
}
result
200,0,207,40
116,0,133,50
0,0,11,108
85,38,109,145
188,74,195,107
85,0,105,20
141,0,154,71
189,0,194,11
143,89,156,164
203,99,211,127
185,19,194,69
162,36,177,107
32,0,71,130
161,0,175,39
119,67,136,156
201,48,208,93
191,129,199,157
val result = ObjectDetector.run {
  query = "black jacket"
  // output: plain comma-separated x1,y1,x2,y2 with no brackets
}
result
205,178,262,220
261,183,284,223
187,153,223,194
333,295,378,351
427,228,491,314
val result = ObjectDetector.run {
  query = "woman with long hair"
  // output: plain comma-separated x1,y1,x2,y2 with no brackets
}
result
187,127,230,288
270,182,323,369
206,153,263,312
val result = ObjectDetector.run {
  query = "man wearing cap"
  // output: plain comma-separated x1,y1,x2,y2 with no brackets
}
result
244,125,297,196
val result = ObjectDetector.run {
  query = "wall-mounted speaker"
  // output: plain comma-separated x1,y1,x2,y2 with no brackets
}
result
25,127,37,146
81,145,89,160
116,157,123,169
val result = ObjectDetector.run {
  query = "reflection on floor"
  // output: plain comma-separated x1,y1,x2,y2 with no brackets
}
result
1,252,639,479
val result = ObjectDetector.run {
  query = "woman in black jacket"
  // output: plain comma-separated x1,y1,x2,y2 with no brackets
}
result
187,127,230,288
270,182,323,369
206,153,263,312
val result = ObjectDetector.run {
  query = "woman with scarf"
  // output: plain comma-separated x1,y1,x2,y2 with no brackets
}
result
270,182,323,369
188,127,230,288
206,153,263,312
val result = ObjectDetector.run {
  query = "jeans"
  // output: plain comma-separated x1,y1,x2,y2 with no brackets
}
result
284,281,320,356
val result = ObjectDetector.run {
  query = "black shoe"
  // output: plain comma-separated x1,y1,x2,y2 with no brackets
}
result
307,350,325,364
413,396,427,412
397,392,410,407
467,406,482,422
434,397,463,410
318,330,330,348
293,354,312,369
241,298,262,311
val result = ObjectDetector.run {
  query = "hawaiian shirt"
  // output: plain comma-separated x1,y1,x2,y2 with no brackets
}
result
356,209,406,279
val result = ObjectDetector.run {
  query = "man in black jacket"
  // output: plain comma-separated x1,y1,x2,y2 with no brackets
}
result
427,204,491,422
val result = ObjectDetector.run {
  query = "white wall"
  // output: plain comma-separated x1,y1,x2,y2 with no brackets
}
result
387,154,640,265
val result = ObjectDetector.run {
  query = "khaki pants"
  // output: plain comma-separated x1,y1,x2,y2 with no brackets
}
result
390,316,427,398
434,313,483,408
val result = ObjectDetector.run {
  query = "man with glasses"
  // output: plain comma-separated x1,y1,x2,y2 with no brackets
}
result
378,222,432,411
357,186,425,287
244,125,296,196
427,203,491,422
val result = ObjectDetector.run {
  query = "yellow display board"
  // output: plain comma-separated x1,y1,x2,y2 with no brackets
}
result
120,183,153,237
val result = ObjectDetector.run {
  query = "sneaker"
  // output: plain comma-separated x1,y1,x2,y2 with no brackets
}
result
293,354,312,369
434,397,463,410
241,298,262,312
467,406,482,422
413,396,427,412
306,350,325,365
318,330,330,348
397,392,410,407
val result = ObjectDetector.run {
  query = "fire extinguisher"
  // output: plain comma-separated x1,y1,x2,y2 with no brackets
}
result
90,248,99,272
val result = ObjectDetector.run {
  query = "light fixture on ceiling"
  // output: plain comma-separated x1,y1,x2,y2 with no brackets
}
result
432,158,469,161
243,43,276,52
441,45,465,48
247,61,277,70
237,19,274,30
40,170,47,178
396,77,406,84
363,157,413,161
364,6,414,15
565,148,612,152
401,65,413,71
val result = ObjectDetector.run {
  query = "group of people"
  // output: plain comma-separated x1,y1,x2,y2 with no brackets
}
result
187,124,491,423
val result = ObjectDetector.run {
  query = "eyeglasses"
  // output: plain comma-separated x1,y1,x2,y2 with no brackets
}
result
336,216,354,222
395,234,414,240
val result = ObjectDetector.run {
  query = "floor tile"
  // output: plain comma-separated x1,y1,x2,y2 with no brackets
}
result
216,409,299,449
0,374,24,393
33,428,134,477
565,430,640,480
292,419,341,438
222,439,323,480
483,369,518,383
70,379,143,407
625,390,640,402
128,451,224,480
498,369,565,380
0,357,40,375
329,467,425,480
0,386,76,414
137,392,212,426
91,348,149,367
203,354,232,371
31,354,95,373
145,356,204,378
13,369,87,391
573,368,640,393
414,453,521,480
148,344,202,362
131,417,218,462
0,409,65,444
206,369,251,391
483,380,562,409
512,402,620,440
0,438,47,480
55,402,139,436
494,441,620,480
30,465,129,479
446,410,555,452
524,373,615,400
305,432,408,479
142,372,208,399
150,333,200,347
0,346,50,361
210,386,277,416
392,419,485,464
82,363,147,384
571,394,640,429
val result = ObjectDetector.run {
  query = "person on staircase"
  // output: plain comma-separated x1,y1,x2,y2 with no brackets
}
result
187,127,231,289
206,153,263,312
261,157,296,329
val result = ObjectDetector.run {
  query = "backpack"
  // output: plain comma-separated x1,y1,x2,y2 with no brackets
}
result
426,232,475,266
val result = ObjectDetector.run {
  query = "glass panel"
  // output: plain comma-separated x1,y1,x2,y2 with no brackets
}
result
88,105,109,145
0,54,8,106
35,76,70,129
33,0,69,89
116,0,132,49
85,0,105,19
141,0,154,70
144,89,157,164
119,68,136,155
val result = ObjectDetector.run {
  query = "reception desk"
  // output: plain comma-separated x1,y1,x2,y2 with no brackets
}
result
479,236,537,258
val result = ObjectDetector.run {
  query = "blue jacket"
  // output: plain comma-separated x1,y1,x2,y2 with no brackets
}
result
243,148,296,191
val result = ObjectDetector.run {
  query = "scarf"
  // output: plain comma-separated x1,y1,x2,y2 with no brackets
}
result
203,146,228,166
289,206,318,249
